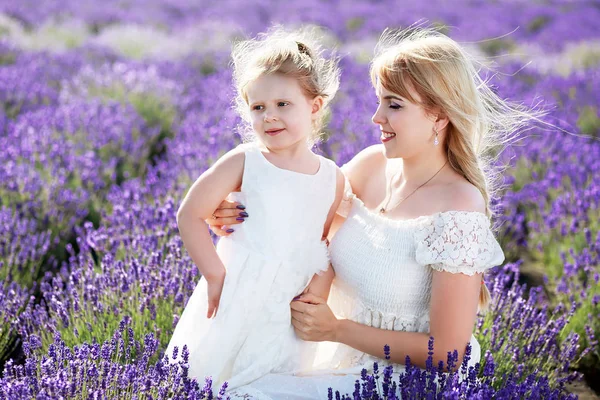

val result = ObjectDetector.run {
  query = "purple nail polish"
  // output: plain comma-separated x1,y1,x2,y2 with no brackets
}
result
236,204,246,210
239,211,249,217
226,228,234,233
236,217,245,221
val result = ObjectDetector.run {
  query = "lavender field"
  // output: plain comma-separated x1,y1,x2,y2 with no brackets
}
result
0,0,599,398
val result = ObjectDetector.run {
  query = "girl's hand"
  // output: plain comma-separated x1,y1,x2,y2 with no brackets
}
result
206,273,226,318
205,199,248,237
291,293,339,342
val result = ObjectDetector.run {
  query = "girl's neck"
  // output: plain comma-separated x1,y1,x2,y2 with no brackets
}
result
261,140,314,161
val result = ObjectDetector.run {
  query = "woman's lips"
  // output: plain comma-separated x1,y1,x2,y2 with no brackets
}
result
265,129,284,136
380,131,396,143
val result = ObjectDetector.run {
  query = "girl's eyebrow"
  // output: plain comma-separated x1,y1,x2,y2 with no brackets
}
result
249,98,291,106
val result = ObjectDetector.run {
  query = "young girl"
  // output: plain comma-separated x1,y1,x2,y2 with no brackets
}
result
166,27,344,391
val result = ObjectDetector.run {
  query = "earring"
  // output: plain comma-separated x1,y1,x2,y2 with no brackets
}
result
433,127,439,146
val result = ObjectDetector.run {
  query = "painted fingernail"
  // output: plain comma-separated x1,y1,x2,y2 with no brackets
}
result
239,212,249,217
226,228,235,233
293,295,301,301
236,204,246,210
236,217,245,221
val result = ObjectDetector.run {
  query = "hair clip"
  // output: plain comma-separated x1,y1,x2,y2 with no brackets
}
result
296,41,311,57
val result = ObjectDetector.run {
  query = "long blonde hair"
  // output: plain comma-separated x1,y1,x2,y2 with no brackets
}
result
231,26,340,143
371,27,539,312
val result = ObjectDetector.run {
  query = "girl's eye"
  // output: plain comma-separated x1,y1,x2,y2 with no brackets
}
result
277,102,289,107
252,105,264,111
390,103,402,110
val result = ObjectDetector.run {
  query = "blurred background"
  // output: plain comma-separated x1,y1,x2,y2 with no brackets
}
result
0,0,599,398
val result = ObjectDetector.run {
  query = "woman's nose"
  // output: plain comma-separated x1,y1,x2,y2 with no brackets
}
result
372,107,385,125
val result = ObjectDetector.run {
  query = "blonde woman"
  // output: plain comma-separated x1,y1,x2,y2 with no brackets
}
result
208,27,534,399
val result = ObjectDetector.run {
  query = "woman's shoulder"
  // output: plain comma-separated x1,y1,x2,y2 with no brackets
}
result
345,144,386,168
412,179,503,274
440,179,486,215
341,145,386,194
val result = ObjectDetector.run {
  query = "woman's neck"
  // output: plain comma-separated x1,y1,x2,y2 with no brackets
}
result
391,149,448,186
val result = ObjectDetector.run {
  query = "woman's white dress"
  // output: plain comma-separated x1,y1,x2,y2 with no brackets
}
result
166,144,338,391
227,177,505,399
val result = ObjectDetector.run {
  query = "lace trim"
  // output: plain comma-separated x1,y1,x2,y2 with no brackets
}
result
414,211,505,275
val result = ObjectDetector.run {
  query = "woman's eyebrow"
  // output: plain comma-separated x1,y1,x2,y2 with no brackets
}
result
383,95,404,102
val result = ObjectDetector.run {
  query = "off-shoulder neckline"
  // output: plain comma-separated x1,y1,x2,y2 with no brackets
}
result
349,193,489,226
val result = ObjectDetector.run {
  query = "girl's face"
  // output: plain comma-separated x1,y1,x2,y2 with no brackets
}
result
246,73,321,151
372,79,437,159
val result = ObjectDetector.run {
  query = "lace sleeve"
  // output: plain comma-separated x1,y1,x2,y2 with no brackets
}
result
414,211,505,275
335,168,355,218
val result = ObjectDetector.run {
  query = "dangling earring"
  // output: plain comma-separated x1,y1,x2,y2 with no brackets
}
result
433,127,439,146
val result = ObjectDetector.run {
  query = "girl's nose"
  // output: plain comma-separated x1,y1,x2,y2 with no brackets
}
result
264,112,278,122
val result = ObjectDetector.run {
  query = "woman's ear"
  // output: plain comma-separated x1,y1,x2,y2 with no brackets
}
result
434,112,450,133
311,96,324,119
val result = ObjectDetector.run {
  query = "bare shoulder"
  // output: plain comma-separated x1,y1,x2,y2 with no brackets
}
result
346,144,386,167
442,179,486,214
341,144,385,187
210,146,246,171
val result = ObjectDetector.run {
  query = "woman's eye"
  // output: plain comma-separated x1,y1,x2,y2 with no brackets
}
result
390,103,402,110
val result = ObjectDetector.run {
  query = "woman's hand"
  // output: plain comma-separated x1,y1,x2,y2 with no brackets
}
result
291,293,339,342
205,199,247,236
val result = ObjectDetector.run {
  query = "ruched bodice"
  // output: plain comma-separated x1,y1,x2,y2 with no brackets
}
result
325,186,505,371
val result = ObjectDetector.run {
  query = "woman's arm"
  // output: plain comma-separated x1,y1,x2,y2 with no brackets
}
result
292,269,481,371
340,270,480,369
176,148,245,317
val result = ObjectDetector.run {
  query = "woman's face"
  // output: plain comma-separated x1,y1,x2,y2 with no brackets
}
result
372,79,437,159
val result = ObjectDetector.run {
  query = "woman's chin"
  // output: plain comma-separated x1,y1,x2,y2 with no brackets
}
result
382,145,402,159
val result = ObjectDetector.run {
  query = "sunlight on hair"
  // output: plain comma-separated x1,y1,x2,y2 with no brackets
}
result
231,26,341,144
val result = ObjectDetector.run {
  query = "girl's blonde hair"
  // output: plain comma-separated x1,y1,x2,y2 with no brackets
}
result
371,27,540,313
231,26,340,143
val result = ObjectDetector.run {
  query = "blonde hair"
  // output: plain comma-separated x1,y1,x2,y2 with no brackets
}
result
231,26,340,143
371,27,540,313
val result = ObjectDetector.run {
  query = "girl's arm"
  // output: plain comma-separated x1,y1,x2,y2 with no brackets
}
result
176,148,245,316
303,168,345,300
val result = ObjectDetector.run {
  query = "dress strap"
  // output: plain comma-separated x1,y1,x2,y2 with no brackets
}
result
319,156,339,208
237,143,263,192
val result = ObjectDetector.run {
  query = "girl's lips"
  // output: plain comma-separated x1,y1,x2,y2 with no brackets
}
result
265,129,284,136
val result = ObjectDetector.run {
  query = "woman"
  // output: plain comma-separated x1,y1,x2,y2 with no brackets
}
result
204,28,533,399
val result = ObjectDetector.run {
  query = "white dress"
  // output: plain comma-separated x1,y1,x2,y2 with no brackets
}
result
228,178,505,399
166,144,338,391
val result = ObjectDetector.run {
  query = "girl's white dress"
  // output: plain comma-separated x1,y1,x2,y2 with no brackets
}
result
166,144,338,391
227,176,505,399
